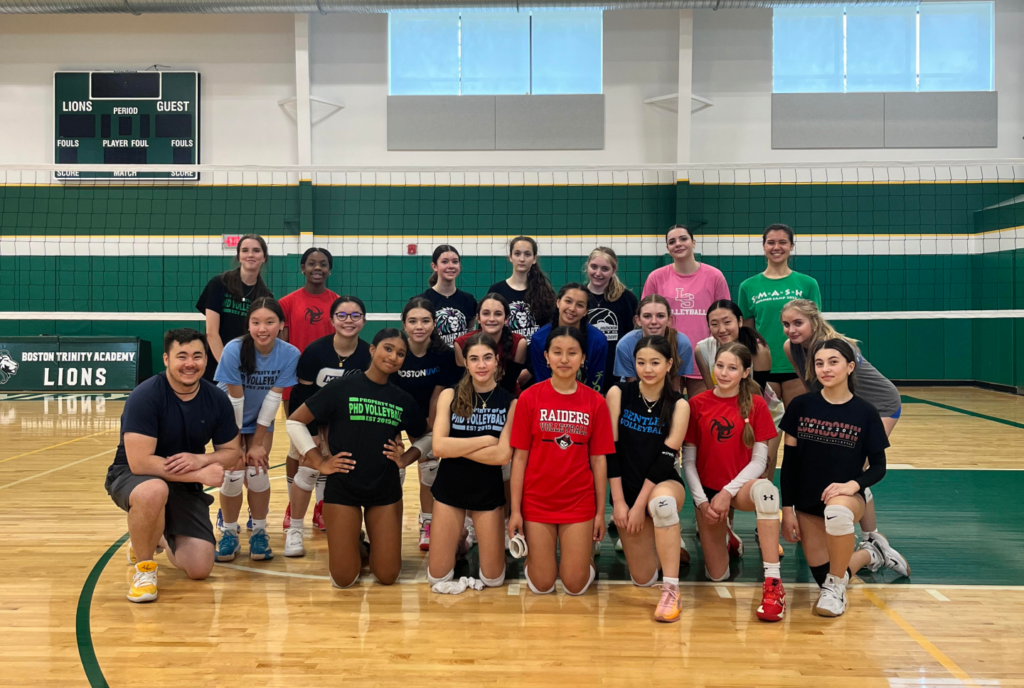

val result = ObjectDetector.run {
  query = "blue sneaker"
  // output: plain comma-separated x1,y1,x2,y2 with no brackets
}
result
216,527,240,562
246,509,253,532
249,528,273,561
216,508,224,530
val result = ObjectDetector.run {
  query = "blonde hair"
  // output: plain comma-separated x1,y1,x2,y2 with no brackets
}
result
780,299,858,385
636,294,681,374
715,342,762,448
584,247,626,302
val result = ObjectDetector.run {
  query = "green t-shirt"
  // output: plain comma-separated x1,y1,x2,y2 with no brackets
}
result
738,271,821,374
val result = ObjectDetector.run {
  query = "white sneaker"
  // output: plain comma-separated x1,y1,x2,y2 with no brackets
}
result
868,533,911,578
857,539,883,573
593,540,602,557
614,538,624,552
284,528,305,557
814,574,848,617
465,523,477,548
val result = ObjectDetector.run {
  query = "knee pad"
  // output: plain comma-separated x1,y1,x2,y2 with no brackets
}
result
479,568,506,588
399,467,406,486
502,462,511,482
630,569,660,588
864,487,874,503
750,479,780,521
287,439,301,461
220,470,245,497
427,568,454,587
705,565,730,582
564,565,596,596
824,504,855,536
524,565,555,595
419,459,439,487
810,562,830,588
330,572,359,589
293,466,319,493
648,495,680,528
245,466,271,493
412,433,433,456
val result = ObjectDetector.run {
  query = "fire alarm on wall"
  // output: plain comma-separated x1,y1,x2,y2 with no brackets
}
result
407,244,417,255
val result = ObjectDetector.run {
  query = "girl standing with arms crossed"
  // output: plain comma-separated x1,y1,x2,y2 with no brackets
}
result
508,327,615,596
214,298,300,562
428,334,517,591
681,342,786,622
738,224,821,405
421,244,477,346
606,335,690,622
642,225,730,398
584,248,639,388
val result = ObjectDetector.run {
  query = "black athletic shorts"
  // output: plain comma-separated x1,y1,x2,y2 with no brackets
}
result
431,458,506,512
795,491,865,520
764,372,799,383
323,472,402,508
623,463,684,510
104,464,216,552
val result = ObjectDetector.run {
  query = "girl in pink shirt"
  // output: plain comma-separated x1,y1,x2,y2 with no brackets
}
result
642,224,731,397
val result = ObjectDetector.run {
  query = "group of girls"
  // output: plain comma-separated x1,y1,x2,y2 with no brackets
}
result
195,225,910,621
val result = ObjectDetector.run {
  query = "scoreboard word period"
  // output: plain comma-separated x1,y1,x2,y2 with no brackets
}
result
54,71,200,181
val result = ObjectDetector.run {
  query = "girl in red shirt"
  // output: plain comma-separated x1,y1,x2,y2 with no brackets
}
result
508,327,615,596
682,341,786,622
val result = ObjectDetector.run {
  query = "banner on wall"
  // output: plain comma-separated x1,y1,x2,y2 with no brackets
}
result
0,337,139,391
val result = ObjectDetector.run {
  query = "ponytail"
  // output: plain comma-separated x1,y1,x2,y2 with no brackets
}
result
716,341,761,448
452,333,500,419
239,297,284,377
428,244,460,289
510,236,556,326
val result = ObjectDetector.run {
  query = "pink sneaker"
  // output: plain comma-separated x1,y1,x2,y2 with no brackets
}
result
282,503,292,531
654,584,682,623
419,521,431,551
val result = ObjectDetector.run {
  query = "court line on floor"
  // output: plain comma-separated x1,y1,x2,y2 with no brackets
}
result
903,395,1024,431
0,449,114,490
0,429,117,465
862,588,977,686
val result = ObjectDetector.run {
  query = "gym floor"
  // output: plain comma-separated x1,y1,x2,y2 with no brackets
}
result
1,387,1022,687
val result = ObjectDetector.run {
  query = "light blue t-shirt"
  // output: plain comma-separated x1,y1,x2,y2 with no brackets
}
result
215,337,300,434
612,329,694,380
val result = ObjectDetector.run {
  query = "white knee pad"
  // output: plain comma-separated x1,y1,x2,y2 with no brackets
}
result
220,470,245,497
412,433,433,456
648,495,680,528
864,487,874,503
331,572,359,589
824,504,856,536
399,467,406,486
630,569,660,588
245,466,271,493
502,462,512,482
479,568,506,588
705,565,730,582
427,568,454,587
750,478,780,521
524,565,555,595
564,565,596,596
420,459,440,487
293,466,319,493
287,439,301,461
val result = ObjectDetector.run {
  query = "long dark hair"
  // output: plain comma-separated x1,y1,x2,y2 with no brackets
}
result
239,297,284,377
810,338,858,394
428,244,460,288
452,333,500,419
221,234,272,301
477,292,515,370
706,299,768,358
401,296,447,353
371,327,408,347
554,282,589,353
633,334,680,430
509,236,556,326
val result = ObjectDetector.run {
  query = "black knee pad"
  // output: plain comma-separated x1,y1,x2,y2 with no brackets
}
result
810,563,829,588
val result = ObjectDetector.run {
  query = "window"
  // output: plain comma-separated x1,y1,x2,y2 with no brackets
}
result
772,2,993,93
388,10,603,96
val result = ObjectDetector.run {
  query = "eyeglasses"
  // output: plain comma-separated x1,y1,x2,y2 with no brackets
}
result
334,312,364,322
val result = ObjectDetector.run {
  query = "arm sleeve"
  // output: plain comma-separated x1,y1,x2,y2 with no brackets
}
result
780,443,799,507
509,392,534,451
722,442,768,496
681,444,708,507
213,341,243,385
676,333,694,376
856,450,887,490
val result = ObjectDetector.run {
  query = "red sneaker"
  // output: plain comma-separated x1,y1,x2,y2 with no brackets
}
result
727,522,744,557
282,503,292,531
313,500,326,531
756,577,786,622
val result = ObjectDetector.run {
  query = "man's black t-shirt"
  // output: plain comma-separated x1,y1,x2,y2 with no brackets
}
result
779,391,889,513
304,371,427,506
390,346,459,420
111,374,238,481
421,289,477,346
487,281,539,343
587,288,639,385
290,335,371,415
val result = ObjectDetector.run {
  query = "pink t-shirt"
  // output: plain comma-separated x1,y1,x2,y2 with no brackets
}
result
642,263,731,377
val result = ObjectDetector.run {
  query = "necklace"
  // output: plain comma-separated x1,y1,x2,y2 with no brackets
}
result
640,389,659,414
475,388,497,409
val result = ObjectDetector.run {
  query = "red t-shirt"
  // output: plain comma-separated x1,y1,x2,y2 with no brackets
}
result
278,288,339,400
510,380,615,524
684,389,777,491
455,329,524,361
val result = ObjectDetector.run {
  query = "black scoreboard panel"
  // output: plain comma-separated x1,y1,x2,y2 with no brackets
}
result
53,71,200,181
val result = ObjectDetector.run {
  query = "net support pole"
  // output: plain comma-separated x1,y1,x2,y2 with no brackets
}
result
676,9,693,165
294,13,313,170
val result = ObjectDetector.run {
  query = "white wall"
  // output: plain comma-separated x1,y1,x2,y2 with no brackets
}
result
308,10,679,165
690,1,1024,163
0,15,298,165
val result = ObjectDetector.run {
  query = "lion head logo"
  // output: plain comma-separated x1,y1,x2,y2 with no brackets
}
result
434,307,466,345
0,350,19,384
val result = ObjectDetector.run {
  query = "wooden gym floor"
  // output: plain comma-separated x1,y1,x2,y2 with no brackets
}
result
1,387,1023,687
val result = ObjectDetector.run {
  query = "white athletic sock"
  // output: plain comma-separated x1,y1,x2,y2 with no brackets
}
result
315,476,326,503
252,518,268,532
663,576,679,587
223,522,240,533
862,529,878,537
763,562,781,580
289,520,304,533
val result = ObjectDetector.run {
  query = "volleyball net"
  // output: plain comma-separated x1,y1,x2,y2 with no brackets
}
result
1,162,1022,324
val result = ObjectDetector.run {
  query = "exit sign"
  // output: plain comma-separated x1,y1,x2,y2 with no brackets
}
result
223,235,241,249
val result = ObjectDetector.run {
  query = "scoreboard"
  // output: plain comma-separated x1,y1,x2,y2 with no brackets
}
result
53,71,200,181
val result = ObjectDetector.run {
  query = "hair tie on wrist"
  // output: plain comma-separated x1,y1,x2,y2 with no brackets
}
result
744,419,750,424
